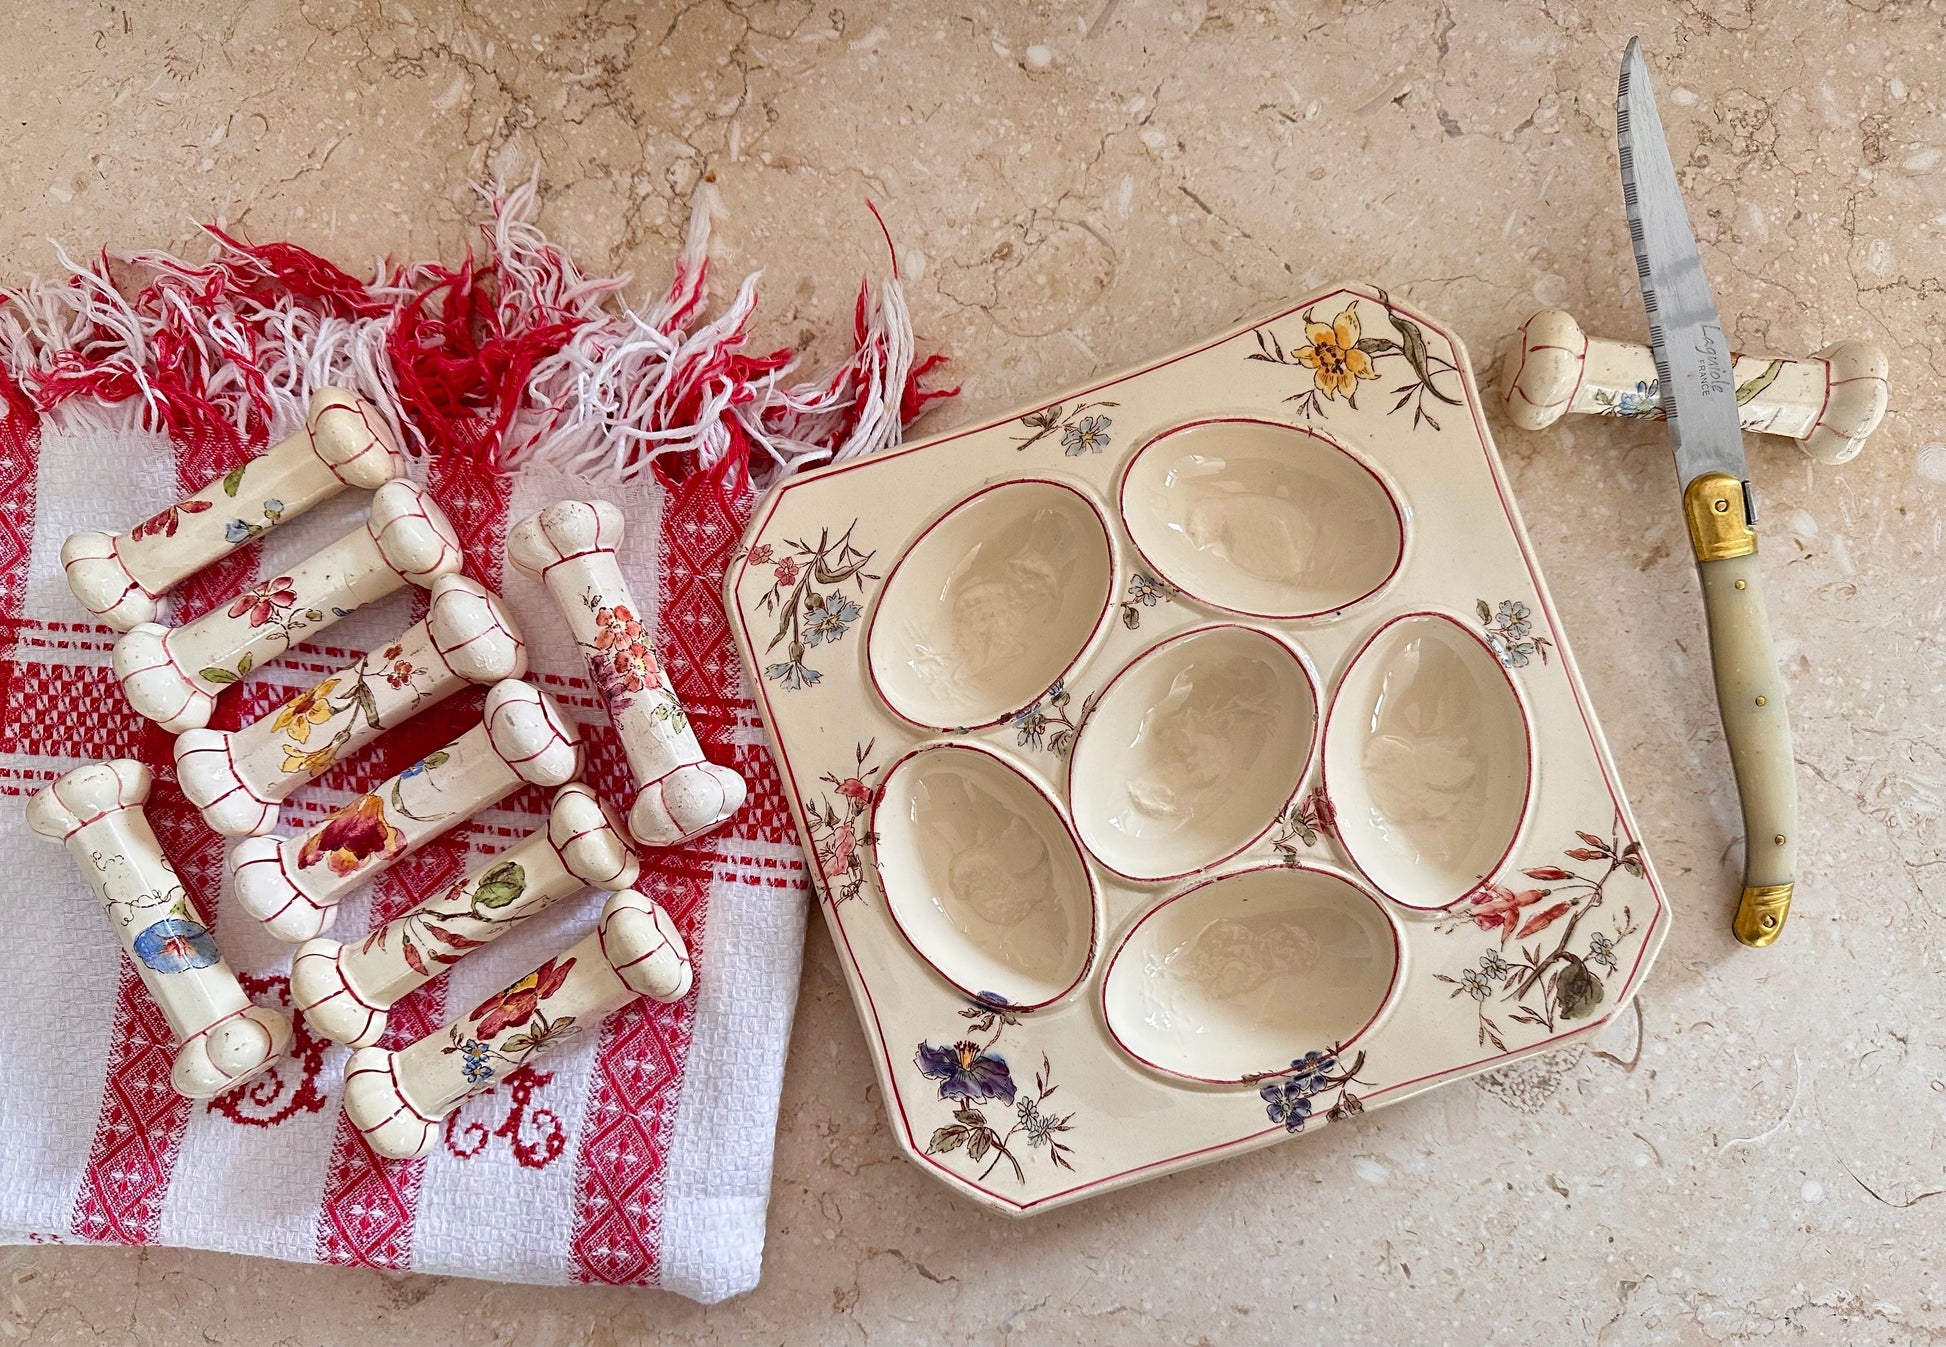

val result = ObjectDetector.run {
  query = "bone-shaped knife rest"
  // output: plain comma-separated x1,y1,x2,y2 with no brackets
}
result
342,886,692,1160
27,760,293,1100
114,479,464,732
175,574,526,837
291,781,638,1048
508,499,747,847
35,461,729,1151
231,679,582,942
64,388,405,630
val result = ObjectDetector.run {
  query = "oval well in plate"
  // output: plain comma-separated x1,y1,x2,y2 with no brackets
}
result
868,479,1114,730
1323,611,1532,910
873,744,1097,1010
1119,418,1404,619
1101,864,1400,1084
1069,625,1317,883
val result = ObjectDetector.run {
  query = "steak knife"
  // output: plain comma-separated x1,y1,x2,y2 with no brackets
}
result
1618,38,1797,946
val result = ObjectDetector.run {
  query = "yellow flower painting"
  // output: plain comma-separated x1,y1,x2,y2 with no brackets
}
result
1248,291,1464,430
1294,305,1378,401
281,741,340,776
271,679,339,744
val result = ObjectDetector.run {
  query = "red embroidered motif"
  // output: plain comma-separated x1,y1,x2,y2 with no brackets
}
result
441,1065,565,1170
205,972,329,1128
311,449,511,1273
311,845,464,1271
69,959,189,1244
0,391,42,630
68,423,253,1245
564,465,743,1285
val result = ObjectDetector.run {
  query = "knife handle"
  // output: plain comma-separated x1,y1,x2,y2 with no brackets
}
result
1688,474,1798,946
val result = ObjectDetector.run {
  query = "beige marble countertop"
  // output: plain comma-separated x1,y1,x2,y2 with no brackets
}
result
4,2,1941,1343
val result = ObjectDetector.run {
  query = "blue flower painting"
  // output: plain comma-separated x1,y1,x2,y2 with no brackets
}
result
915,1040,1017,1106
801,590,862,647
755,519,878,692
917,1004,1077,1183
131,917,221,974
1477,596,1553,668
1007,679,1092,756
1012,398,1119,452
1259,1047,1365,1133
764,657,822,690
1616,379,1659,417
224,498,284,545
1117,571,1171,629
456,1036,495,1084
1060,413,1112,455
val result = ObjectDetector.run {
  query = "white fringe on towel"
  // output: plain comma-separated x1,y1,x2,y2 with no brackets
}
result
0,178,929,485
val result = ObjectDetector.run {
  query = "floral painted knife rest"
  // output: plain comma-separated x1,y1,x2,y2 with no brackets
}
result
725,284,1671,1216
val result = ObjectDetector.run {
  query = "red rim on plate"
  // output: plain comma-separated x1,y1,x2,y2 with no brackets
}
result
863,476,1120,734
1097,860,1406,1086
869,739,1102,1013
1318,608,1537,913
1064,621,1322,886
1115,415,1409,622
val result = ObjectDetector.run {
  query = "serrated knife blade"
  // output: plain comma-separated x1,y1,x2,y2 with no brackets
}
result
1618,38,1749,495
1617,37,1798,947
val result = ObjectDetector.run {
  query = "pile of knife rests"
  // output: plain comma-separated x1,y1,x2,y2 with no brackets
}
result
27,389,748,1160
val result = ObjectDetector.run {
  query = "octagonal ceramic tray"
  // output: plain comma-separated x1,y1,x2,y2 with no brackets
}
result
726,283,1671,1215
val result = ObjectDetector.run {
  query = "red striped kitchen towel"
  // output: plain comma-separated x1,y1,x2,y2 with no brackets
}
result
0,184,948,1300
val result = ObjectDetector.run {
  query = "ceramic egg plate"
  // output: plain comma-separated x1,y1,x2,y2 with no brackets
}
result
726,284,1671,1215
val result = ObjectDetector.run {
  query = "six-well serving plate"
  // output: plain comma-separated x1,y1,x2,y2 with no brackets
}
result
725,283,1671,1215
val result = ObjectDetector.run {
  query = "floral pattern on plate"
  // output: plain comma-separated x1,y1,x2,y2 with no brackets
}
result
1008,678,1097,757
1257,1046,1368,1133
1248,292,1463,430
1477,597,1554,668
1012,399,1119,454
804,740,880,905
1270,785,1336,860
1116,571,1171,630
918,998,1076,1184
748,522,877,691
1435,821,1645,1052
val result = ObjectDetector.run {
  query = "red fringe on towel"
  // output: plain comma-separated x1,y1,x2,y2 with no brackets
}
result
0,184,954,488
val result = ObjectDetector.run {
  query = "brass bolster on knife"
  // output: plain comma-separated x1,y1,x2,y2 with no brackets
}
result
1684,472,1757,562
1734,882,1793,947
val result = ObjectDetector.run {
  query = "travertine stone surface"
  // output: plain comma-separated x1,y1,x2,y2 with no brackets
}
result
3,1,1941,1343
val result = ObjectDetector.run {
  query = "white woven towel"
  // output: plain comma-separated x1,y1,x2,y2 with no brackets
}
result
0,187,937,1299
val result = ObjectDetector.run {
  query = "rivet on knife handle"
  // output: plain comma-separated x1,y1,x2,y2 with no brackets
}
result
1735,883,1794,947
1683,472,1756,562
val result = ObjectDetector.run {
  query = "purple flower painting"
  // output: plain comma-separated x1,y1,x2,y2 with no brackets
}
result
915,1040,1017,1106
